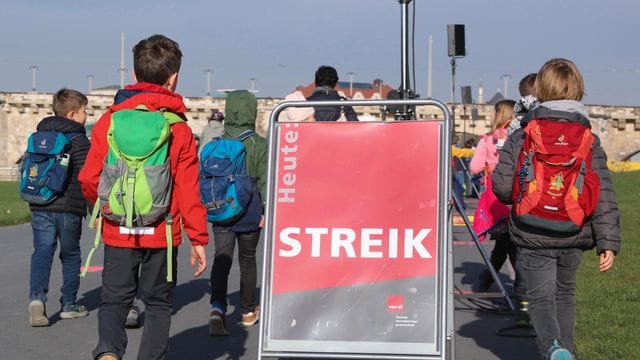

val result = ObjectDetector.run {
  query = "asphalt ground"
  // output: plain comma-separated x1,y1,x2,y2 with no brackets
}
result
0,197,539,359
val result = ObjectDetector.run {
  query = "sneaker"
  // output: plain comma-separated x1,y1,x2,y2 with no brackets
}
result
29,300,49,327
209,308,229,336
97,352,119,360
125,306,142,328
242,305,260,327
548,340,573,360
60,304,89,319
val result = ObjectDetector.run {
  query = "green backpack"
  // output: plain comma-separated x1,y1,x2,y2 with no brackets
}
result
82,106,183,281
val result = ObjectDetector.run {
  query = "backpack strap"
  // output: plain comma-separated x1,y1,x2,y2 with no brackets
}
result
165,214,174,282
81,202,103,278
235,130,256,142
162,111,185,125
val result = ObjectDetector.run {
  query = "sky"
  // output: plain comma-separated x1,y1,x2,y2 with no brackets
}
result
1,0,639,106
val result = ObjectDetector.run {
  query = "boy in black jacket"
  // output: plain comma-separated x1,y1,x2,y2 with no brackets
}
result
28,88,90,327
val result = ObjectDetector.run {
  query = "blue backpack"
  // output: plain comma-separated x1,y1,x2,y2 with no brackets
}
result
199,130,256,224
19,131,80,204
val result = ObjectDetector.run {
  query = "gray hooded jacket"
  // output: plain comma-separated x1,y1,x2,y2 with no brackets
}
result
492,100,621,255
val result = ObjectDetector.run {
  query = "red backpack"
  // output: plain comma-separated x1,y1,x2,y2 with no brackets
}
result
511,119,600,233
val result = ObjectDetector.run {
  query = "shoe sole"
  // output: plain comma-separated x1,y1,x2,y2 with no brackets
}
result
209,315,229,336
241,316,259,327
60,311,89,319
29,301,49,327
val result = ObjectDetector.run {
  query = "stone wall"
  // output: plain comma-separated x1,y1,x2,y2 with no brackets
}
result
1,91,639,169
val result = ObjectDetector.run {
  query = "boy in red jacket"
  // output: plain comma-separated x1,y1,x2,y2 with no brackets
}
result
79,34,207,360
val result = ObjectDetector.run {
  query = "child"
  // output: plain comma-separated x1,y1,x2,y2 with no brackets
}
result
28,88,90,326
507,73,539,136
492,58,620,359
198,109,224,155
207,90,267,336
470,99,526,306
78,34,208,360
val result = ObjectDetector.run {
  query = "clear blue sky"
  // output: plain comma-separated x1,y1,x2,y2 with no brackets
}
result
1,0,638,106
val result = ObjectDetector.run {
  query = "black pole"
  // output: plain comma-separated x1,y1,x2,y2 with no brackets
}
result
397,0,414,119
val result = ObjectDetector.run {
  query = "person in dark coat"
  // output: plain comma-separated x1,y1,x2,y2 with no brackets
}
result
28,88,91,327
306,65,358,121
492,58,620,359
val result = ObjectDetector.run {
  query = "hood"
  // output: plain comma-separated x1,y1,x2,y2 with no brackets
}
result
110,82,187,116
521,100,591,129
37,116,87,135
224,90,257,133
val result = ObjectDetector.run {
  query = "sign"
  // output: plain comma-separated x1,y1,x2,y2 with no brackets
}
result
262,121,446,358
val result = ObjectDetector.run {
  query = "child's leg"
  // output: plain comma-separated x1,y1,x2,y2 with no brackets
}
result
138,247,177,359
556,248,582,354
57,213,83,307
93,246,141,360
29,211,58,303
505,237,527,301
237,230,261,314
518,247,561,357
210,230,237,311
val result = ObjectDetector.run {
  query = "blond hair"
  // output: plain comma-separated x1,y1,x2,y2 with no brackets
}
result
492,99,516,131
535,58,585,102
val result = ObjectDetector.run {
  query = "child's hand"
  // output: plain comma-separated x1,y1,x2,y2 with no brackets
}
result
599,250,615,272
191,245,207,277
260,215,265,228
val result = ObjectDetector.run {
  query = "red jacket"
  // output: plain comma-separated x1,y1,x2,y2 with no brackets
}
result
78,83,208,248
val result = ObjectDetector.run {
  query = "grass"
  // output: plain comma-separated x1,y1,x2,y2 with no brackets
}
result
575,171,640,359
0,181,30,226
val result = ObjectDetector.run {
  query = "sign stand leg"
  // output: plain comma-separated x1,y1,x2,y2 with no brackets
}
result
451,192,516,311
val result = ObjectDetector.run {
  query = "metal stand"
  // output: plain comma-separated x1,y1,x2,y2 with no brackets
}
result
451,191,516,311
455,157,481,198
450,57,457,137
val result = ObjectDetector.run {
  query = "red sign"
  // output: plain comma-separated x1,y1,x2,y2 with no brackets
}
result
272,122,441,294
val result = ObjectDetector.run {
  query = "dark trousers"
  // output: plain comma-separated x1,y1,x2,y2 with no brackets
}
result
93,245,177,360
210,229,260,314
518,247,582,357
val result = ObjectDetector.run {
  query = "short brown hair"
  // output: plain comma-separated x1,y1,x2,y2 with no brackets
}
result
518,73,537,97
52,88,87,117
133,34,182,85
493,99,516,131
535,58,585,102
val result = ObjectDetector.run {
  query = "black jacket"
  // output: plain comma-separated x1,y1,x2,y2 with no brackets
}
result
29,116,90,217
492,103,621,255
307,88,358,121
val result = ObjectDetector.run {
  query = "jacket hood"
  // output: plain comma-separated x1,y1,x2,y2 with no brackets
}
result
110,82,187,116
521,100,591,129
224,90,257,133
37,116,87,134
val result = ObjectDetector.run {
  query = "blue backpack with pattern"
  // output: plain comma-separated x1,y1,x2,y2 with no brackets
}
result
19,131,80,204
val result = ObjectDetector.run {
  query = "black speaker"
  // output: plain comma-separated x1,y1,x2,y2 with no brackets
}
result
461,86,472,104
471,108,479,121
447,24,466,57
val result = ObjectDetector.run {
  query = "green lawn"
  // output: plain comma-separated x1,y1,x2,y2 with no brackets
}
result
575,171,640,359
0,181,30,226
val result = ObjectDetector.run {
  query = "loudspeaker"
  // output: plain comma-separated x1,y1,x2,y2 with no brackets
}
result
461,86,472,104
447,24,466,57
471,108,479,121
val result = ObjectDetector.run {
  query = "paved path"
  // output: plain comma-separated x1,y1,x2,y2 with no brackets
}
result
0,199,538,359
